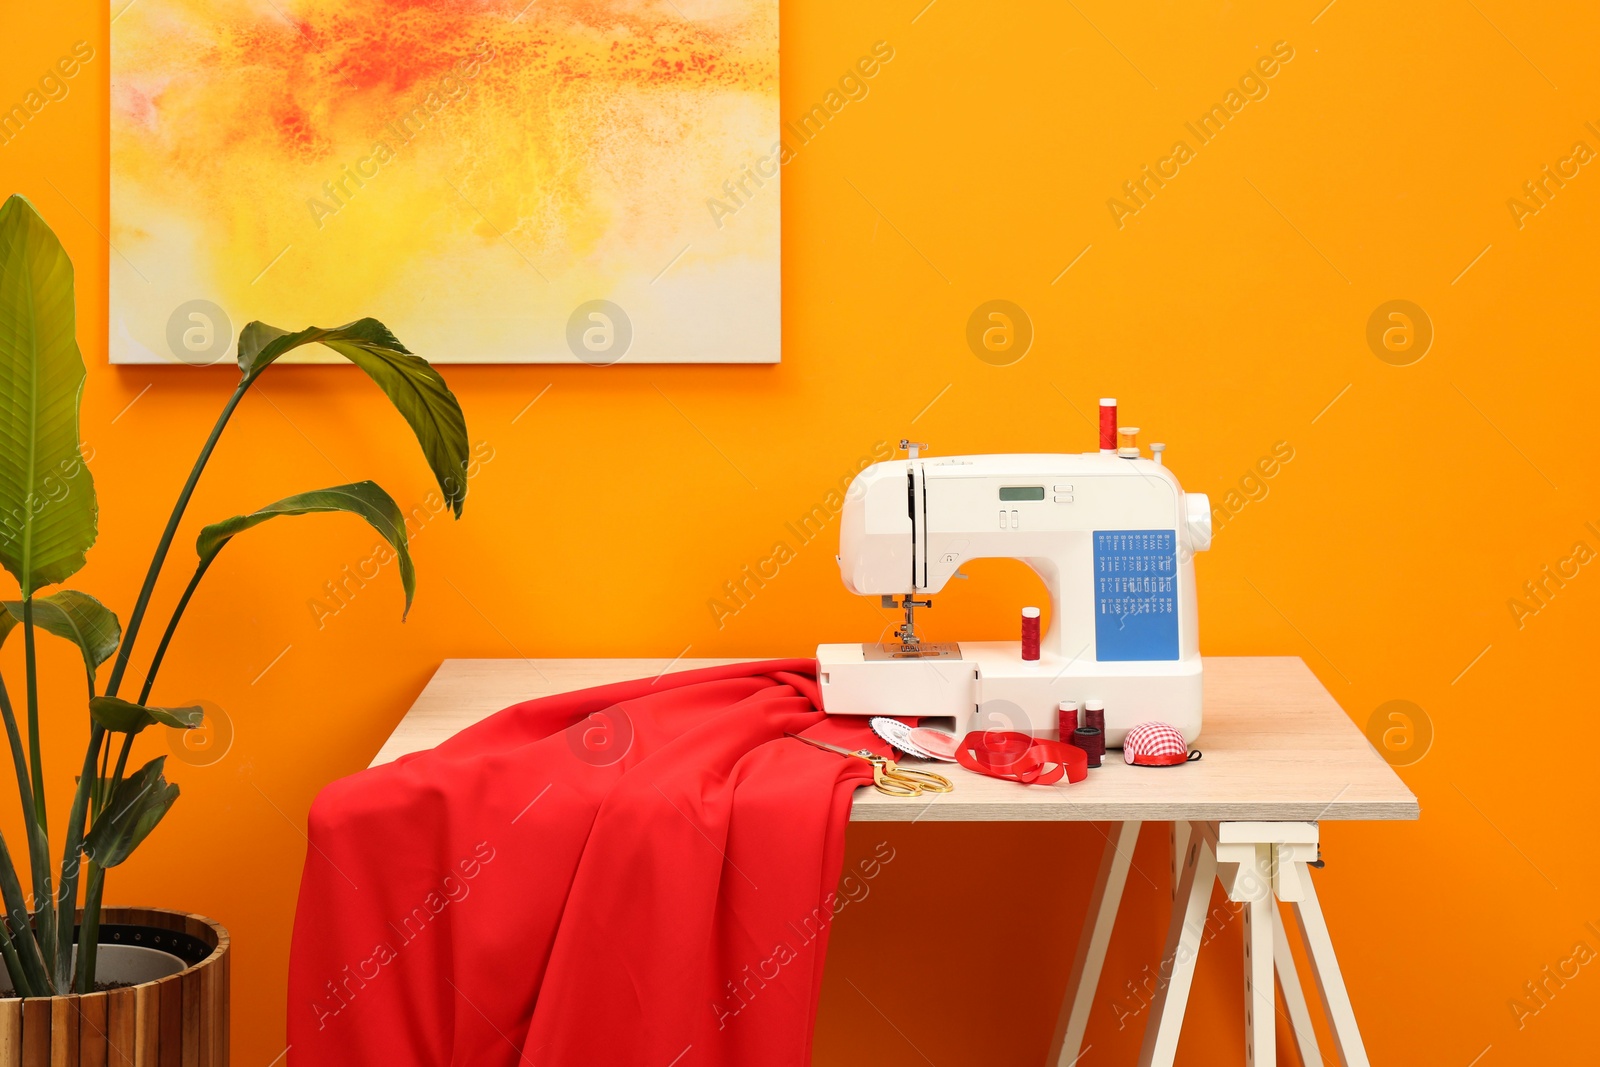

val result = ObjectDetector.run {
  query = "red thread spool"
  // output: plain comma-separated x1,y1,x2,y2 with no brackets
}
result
1083,700,1106,736
1099,398,1118,453
1021,607,1041,661
1058,700,1079,740
1072,726,1105,768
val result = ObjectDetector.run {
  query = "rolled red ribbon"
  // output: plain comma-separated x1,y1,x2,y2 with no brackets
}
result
955,730,1088,786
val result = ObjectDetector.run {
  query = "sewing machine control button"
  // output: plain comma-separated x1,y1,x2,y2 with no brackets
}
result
1010,510,1019,528
1054,494,1074,503
1054,484,1073,492
998,510,1006,529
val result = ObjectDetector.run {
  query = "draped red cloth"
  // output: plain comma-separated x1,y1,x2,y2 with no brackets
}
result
286,660,885,1067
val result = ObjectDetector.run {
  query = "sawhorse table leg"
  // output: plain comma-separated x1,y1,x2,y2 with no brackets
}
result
1047,820,1369,1067
1242,882,1276,1065
1135,824,1218,1066
1171,821,1190,902
1142,822,1368,1067
1273,905,1323,1067
1048,820,1141,1066
1289,871,1370,1067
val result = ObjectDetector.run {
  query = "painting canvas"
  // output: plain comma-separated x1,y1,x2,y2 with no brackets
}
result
110,0,780,365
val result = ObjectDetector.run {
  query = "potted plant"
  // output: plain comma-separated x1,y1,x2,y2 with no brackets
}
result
0,194,468,1061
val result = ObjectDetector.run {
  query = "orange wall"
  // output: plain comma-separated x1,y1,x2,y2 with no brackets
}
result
7,2,1600,1063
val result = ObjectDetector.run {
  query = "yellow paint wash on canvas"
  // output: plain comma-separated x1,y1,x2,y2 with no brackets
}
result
111,0,780,363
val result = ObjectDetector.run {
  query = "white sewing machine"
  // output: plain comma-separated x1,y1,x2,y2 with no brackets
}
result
817,417,1211,746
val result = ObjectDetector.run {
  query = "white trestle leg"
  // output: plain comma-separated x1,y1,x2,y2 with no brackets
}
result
1272,904,1323,1066
1171,821,1190,902
1137,827,1217,1067
1242,892,1276,1067
1049,820,1141,1066
1098,822,1369,1067
1289,869,1371,1067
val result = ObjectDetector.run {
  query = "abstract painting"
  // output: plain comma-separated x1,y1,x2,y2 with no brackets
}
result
110,0,780,365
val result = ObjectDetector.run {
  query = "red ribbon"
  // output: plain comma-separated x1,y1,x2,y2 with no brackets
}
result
955,730,1088,786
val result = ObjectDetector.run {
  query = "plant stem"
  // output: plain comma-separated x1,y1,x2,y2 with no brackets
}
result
73,862,104,994
55,724,104,984
0,674,51,980
18,601,55,985
105,380,250,700
93,740,109,820
109,733,133,786
0,830,50,995
71,381,247,990
67,728,141,995
137,561,213,707
0,914,32,999
75,730,140,993
21,599,43,836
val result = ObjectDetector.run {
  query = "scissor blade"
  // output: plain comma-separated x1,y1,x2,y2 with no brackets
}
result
784,732,858,758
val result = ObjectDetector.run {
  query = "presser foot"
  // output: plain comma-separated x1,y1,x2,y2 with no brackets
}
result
877,595,954,659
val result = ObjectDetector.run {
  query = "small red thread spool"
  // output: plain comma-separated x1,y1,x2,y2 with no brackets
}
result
1072,726,1105,768
1084,700,1106,736
1021,607,1041,661
1058,700,1079,740
1099,398,1118,453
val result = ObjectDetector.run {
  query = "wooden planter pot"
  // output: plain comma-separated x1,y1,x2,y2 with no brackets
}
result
0,909,229,1066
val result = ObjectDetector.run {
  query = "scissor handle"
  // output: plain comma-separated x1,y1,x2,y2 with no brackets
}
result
870,759,924,797
893,765,954,793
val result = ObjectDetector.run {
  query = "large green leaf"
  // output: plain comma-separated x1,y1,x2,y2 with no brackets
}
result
236,319,469,517
0,195,97,595
197,481,416,617
88,696,202,735
82,757,178,868
0,590,120,685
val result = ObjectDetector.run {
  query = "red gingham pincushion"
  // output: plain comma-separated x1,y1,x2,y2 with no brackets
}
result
1123,722,1191,766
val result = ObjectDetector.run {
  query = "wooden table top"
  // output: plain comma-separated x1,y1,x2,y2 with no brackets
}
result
371,656,1419,823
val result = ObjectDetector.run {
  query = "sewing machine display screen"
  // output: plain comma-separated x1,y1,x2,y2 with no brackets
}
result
998,486,1046,501
1093,530,1179,661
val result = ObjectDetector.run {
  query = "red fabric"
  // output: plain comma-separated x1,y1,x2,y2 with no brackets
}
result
286,660,885,1067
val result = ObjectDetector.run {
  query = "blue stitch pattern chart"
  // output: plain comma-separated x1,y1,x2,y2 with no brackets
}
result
1093,529,1179,661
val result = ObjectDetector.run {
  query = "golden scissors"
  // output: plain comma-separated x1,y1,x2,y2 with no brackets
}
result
786,733,954,798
